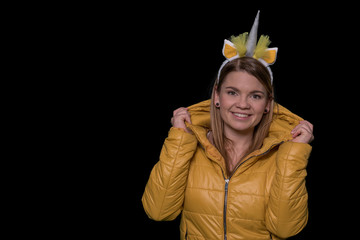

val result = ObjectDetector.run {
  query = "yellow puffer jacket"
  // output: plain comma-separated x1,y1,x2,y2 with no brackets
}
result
142,100,312,240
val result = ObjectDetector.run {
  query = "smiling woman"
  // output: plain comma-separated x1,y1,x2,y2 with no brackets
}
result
211,57,274,172
142,11,314,240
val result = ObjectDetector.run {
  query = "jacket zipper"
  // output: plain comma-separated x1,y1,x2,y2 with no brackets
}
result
222,142,283,240
223,178,229,240
222,159,248,240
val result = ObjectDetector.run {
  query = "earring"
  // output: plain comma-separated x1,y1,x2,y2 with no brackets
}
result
215,102,220,108
264,109,268,113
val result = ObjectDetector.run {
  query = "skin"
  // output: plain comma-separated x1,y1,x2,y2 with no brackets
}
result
171,71,314,149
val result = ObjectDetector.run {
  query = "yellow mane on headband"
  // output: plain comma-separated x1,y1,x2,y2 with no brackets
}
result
230,33,248,57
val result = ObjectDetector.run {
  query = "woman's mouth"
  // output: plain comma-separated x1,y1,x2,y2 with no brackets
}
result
232,112,252,119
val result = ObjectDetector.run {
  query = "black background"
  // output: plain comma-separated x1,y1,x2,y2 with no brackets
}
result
13,2,358,239
77,2,357,239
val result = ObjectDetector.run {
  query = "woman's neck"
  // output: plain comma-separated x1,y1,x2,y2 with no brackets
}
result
224,127,253,151
224,127,254,174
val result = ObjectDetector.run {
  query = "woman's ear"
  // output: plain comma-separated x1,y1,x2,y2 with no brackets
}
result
213,86,220,107
264,98,271,114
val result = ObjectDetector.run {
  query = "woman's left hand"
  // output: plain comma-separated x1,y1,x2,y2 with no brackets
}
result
291,120,314,144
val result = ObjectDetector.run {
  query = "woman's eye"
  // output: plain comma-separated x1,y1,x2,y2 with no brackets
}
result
251,94,262,99
227,91,236,96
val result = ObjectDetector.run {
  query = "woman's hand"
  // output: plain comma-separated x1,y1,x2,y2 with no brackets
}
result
291,120,314,144
171,107,193,134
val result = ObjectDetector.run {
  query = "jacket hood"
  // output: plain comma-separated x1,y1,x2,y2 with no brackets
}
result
187,99,303,144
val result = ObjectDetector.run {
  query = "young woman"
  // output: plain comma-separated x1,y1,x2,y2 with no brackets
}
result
142,13,314,240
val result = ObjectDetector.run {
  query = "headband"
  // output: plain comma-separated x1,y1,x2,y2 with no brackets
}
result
217,11,278,84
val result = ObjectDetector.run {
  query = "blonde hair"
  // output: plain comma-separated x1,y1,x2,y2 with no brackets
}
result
210,57,276,175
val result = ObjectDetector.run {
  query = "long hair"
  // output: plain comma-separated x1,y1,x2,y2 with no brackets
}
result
210,57,275,174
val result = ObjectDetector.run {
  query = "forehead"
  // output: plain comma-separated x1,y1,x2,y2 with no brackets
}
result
222,71,266,92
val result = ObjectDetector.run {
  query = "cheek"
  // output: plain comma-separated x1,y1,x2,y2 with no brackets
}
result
253,101,267,112
219,94,234,109
218,95,233,118
252,101,267,118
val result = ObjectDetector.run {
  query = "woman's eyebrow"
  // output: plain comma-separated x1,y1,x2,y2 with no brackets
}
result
225,86,239,91
250,90,265,95
225,86,265,95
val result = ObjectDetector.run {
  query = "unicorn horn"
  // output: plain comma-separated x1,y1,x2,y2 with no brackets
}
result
246,10,260,57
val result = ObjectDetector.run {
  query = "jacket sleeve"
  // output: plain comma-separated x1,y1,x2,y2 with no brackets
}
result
265,141,312,239
142,127,198,221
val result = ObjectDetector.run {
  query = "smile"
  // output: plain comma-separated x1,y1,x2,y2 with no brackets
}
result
232,112,252,119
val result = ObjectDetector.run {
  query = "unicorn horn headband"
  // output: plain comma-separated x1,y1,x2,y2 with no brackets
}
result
217,10,278,84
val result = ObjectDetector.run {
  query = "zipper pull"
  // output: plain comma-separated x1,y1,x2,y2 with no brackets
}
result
225,179,229,190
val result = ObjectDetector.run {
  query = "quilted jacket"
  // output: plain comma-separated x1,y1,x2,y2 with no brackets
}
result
142,99,312,240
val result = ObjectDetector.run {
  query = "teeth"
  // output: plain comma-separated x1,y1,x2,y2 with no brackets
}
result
234,113,249,118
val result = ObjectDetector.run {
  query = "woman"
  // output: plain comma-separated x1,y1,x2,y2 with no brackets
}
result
142,12,314,240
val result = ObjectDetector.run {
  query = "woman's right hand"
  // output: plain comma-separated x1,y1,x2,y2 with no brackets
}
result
171,107,193,134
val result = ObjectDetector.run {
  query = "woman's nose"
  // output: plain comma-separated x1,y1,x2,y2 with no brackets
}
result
236,96,250,109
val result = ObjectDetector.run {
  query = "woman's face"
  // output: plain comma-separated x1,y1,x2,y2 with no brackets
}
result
215,71,270,136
